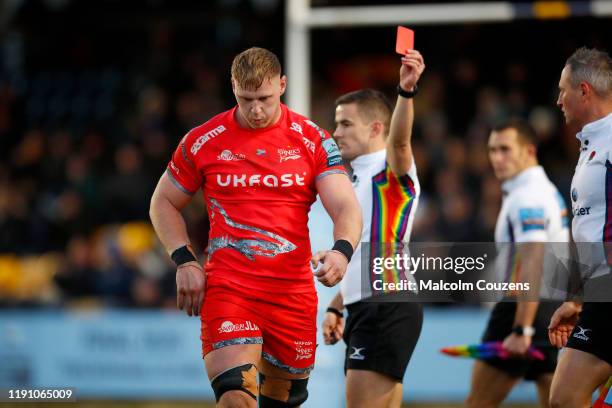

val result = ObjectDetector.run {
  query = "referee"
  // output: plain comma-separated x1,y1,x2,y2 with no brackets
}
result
321,49,425,408
548,47,612,408
466,119,569,408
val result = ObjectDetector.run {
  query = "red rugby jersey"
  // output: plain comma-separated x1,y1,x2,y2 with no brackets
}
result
167,104,346,293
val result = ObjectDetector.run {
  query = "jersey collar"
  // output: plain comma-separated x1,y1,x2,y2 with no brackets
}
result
350,149,386,170
501,165,546,196
576,112,612,144
229,103,287,133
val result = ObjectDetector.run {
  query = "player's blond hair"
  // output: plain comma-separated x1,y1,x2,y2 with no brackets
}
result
231,47,282,91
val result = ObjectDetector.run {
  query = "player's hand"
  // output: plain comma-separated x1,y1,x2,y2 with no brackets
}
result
176,261,205,317
399,49,425,92
502,333,532,356
311,250,349,287
322,311,344,345
548,301,582,348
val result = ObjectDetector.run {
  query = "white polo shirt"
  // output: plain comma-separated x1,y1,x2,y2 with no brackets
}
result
340,149,420,305
571,112,612,276
495,166,569,244
494,166,570,298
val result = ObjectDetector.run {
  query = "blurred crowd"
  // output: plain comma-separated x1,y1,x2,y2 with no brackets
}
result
0,0,600,307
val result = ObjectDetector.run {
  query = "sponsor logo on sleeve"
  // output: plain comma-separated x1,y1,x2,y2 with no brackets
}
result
322,138,343,167
519,208,546,232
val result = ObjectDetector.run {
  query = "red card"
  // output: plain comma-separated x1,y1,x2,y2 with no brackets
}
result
395,26,414,55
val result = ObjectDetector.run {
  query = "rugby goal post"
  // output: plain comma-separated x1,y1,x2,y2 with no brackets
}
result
285,0,612,117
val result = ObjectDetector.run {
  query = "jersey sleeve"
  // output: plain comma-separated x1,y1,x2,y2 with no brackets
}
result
303,119,346,179
166,132,203,195
507,199,549,242
406,158,418,182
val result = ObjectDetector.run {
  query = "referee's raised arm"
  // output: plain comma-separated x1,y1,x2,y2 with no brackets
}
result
386,49,425,176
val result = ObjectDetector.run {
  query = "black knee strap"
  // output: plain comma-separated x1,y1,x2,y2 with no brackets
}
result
210,363,258,402
258,373,309,407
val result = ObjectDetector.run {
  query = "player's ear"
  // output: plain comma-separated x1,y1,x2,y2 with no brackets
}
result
279,75,287,96
231,78,237,94
579,81,591,99
521,139,537,159
370,121,384,138
527,143,537,158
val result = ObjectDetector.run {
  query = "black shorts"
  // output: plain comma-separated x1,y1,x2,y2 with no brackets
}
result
566,302,612,365
481,301,560,381
343,301,423,382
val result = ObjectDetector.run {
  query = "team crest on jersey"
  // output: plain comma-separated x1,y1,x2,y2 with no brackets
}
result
278,147,301,162
588,151,596,161
217,149,246,161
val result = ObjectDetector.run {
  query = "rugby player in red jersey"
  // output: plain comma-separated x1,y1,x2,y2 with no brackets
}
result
150,47,362,408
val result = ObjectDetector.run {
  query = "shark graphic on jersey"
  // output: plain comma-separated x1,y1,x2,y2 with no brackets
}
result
207,198,297,261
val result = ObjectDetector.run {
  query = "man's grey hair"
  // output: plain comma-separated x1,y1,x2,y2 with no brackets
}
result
565,47,612,97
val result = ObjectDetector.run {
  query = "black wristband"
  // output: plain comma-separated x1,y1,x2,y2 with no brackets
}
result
397,83,418,98
332,239,354,263
171,245,197,266
326,307,343,317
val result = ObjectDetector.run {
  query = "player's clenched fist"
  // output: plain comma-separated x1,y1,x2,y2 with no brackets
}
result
322,311,344,345
311,250,349,287
176,261,205,317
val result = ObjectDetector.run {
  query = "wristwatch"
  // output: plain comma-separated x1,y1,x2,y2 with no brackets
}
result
512,325,535,337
